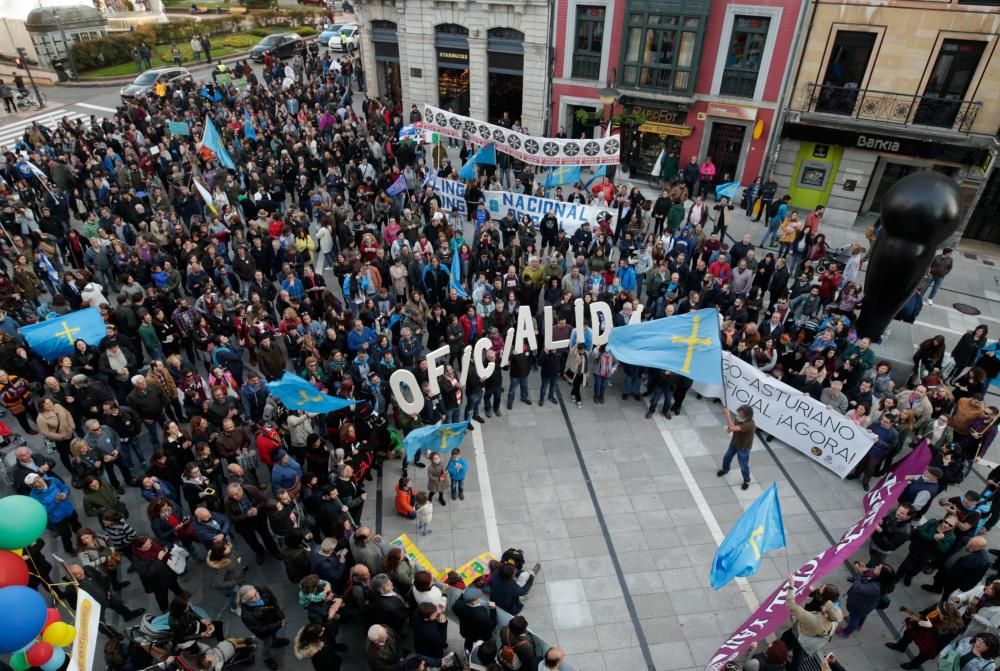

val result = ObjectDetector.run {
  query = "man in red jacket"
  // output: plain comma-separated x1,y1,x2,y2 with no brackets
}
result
818,262,843,308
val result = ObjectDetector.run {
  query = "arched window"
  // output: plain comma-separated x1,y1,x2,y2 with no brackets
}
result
435,24,469,36
488,27,524,42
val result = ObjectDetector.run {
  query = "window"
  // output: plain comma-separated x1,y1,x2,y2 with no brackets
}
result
720,15,770,98
621,11,703,94
572,5,605,79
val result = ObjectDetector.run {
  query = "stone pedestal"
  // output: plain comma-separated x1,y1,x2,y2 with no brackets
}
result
868,321,916,387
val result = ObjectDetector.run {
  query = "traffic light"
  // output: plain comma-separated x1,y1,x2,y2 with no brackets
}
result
13,56,24,69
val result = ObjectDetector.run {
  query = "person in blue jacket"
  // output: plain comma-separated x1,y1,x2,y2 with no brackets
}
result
346,319,377,353
27,472,80,553
192,507,232,548
270,449,303,495
447,448,469,501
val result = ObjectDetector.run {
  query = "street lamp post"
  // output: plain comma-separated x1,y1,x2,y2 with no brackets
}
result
598,67,619,181
51,9,78,80
15,48,45,109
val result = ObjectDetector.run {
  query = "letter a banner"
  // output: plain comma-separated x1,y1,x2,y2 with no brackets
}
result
704,442,931,671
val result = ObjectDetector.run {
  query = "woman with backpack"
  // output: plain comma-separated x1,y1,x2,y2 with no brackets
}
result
496,615,537,671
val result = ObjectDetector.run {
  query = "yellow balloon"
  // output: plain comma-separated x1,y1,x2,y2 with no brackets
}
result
10,548,21,556
41,622,75,648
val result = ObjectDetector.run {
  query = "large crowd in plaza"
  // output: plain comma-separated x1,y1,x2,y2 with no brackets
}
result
1,24,1000,671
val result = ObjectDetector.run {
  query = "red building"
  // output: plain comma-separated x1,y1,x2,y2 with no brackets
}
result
549,0,803,188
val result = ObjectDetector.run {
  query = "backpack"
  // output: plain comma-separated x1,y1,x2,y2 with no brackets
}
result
501,547,525,572
766,200,781,219
496,629,532,671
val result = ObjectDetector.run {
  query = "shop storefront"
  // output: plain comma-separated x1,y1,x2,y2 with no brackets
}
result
780,122,989,224
436,24,470,116
699,103,758,185
621,100,692,175
371,20,401,105
487,28,524,125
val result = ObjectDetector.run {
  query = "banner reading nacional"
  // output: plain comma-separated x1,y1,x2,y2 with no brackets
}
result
420,104,621,166
705,443,931,671
426,175,468,214
693,353,872,478
485,191,617,235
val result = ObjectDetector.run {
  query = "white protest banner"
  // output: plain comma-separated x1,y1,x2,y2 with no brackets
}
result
427,175,467,214
70,587,102,671
484,191,616,236
420,105,620,166
693,353,872,478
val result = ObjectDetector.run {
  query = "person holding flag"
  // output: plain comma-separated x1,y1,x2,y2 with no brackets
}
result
716,405,757,490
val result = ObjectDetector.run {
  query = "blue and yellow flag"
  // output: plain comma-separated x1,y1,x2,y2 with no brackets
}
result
267,372,362,413
471,143,496,166
200,118,236,170
21,307,106,361
710,483,786,589
403,420,470,463
607,308,723,385
542,165,582,188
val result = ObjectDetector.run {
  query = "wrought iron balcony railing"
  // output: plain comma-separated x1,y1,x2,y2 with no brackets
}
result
801,82,982,133
571,53,601,80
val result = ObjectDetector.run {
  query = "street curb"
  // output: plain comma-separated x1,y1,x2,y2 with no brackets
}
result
58,51,251,88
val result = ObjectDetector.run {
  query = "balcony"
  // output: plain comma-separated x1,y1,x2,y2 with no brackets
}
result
571,52,601,80
800,83,982,134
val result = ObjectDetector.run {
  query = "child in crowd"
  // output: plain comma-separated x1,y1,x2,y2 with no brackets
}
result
415,491,433,536
447,447,468,501
395,476,417,519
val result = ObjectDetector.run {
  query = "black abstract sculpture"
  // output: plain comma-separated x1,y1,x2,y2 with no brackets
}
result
856,171,962,341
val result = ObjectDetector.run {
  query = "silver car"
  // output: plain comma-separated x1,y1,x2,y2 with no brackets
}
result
120,67,192,100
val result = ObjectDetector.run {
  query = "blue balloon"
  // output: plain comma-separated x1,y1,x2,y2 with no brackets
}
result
0,587,47,653
40,645,65,671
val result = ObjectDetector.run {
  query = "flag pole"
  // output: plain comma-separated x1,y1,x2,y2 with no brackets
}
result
714,307,728,409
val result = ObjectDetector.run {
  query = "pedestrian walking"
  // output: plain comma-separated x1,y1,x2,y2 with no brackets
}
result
190,35,202,62
239,584,289,670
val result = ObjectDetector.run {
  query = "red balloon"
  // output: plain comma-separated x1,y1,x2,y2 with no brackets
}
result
25,642,53,667
0,550,29,588
43,608,60,631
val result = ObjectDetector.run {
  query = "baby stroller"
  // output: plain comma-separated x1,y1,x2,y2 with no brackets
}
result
815,244,855,274
173,639,257,671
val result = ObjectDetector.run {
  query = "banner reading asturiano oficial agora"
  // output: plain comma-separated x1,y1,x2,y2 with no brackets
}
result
693,353,873,478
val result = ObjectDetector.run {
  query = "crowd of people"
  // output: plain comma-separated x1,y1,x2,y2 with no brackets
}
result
0,10,998,671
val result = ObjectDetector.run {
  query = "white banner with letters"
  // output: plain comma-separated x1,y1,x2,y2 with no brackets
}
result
420,105,621,166
70,587,102,671
484,191,617,236
426,175,468,214
693,353,872,478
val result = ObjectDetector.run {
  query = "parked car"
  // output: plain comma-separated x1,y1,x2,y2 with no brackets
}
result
120,67,192,100
328,24,359,51
296,0,325,5
249,32,304,61
317,23,344,43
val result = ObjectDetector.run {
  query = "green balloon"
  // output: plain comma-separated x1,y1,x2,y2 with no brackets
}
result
0,496,48,550
10,652,29,671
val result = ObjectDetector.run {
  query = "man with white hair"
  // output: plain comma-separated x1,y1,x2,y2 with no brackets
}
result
238,584,287,670
126,374,168,452
83,418,131,493
11,446,57,495
366,624,401,671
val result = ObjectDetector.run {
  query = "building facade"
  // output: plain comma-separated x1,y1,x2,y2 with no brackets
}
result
775,0,1000,239
550,0,803,184
354,0,551,136
23,6,108,70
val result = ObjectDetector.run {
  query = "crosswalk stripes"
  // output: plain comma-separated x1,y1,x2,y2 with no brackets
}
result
0,108,92,151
